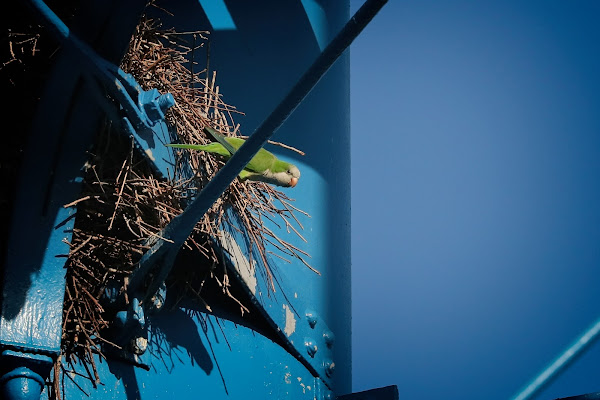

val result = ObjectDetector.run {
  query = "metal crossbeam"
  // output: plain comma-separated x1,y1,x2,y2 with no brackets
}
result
510,316,600,400
22,0,387,387
129,0,388,302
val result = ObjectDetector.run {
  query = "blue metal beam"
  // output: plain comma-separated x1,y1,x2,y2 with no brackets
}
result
510,316,600,400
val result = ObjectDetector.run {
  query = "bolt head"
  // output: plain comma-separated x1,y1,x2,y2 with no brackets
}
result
305,310,318,329
323,330,335,348
305,339,318,358
148,283,167,313
324,360,335,377
0,367,44,400
131,336,148,355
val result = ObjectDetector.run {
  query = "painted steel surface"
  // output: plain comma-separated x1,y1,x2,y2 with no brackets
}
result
161,0,354,392
41,315,332,400
0,0,373,398
0,1,147,397
511,316,600,400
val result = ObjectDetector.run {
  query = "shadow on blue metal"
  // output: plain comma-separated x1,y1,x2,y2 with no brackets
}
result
0,0,148,398
337,385,399,400
554,393,600,400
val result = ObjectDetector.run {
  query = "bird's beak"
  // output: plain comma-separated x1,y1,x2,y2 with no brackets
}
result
290,177,298,188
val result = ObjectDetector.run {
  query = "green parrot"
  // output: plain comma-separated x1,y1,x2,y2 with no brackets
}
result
166,127,301,188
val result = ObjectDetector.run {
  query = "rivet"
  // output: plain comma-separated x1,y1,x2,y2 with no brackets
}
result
305,310,318,329
305,339,318,358
323,330,335,348
131,336,148,355
148,283,167,313
324,360,335,377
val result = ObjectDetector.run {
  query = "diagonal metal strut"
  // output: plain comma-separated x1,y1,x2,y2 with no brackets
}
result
510,316,600,400
128,0,388,299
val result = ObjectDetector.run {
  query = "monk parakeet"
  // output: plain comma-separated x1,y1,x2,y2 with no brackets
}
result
167,127,300,188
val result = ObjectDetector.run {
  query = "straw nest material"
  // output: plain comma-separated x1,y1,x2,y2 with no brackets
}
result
3,6,313,398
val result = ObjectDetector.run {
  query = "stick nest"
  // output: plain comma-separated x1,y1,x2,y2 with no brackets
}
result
2,8,313,398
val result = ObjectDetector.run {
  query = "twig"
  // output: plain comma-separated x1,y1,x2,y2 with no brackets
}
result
238,136,306,156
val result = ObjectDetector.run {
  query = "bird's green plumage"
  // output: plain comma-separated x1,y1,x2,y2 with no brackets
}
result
167,138,291,173
166,127,300,187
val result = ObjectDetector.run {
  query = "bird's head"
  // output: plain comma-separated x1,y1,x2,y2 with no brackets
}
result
287,164,301,188
259,161,301,188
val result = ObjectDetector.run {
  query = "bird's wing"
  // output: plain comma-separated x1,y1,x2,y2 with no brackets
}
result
237,169,256,181
245,148,278,173
203,127,238,155
203,126,276,173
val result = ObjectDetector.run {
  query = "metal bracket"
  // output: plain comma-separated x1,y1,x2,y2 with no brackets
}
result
216,223,339,386
28,0,177,180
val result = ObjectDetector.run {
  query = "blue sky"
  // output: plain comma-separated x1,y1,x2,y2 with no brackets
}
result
350,1,600,399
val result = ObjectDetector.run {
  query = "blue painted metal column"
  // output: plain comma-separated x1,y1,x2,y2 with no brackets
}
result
176,0,353,392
